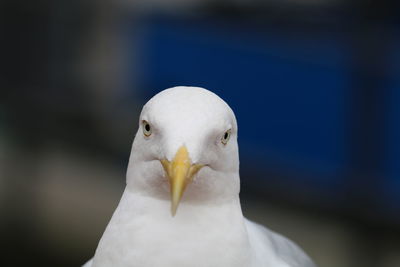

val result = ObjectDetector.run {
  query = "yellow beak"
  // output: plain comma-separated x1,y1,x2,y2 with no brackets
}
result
160,146,204,216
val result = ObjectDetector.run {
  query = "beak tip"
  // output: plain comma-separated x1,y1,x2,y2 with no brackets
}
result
171,205,177,217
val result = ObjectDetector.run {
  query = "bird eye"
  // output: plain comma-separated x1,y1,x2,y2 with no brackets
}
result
221,129,231,145
142,120,152,137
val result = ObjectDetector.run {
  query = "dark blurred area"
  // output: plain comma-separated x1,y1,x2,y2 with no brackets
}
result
1,0,400,266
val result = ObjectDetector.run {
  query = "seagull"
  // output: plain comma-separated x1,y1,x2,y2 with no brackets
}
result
84,86,317,267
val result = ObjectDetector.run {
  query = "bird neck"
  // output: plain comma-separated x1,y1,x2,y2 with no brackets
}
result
94,188,252,267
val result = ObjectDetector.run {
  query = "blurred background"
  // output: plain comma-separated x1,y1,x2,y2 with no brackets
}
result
1,0,400,266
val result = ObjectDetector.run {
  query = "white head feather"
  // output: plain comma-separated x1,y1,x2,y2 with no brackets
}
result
127,86,240,207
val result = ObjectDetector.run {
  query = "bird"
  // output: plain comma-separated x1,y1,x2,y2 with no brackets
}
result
83,86,317,267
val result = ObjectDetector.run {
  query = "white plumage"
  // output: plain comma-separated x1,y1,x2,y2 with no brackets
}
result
84,86,316,267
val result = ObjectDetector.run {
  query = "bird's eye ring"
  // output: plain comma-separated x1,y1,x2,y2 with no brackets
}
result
221,129,231,145
142,120,152,137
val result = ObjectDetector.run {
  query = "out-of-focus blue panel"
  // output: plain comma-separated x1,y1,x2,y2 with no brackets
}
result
133,16,351,191
384,36,400,211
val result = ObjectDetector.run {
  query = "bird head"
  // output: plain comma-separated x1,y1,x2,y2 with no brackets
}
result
127,86,239,216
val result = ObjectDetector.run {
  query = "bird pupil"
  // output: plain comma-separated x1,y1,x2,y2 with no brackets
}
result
145,124,150,131
224,132,228,139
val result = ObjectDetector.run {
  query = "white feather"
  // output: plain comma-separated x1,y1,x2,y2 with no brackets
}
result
84,86,316,267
